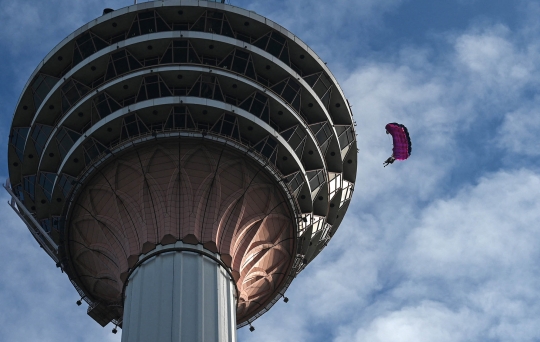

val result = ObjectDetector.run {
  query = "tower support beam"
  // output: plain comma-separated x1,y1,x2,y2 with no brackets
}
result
122,242,237,342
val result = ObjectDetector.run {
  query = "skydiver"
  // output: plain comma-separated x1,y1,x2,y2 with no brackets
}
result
383,155,395,167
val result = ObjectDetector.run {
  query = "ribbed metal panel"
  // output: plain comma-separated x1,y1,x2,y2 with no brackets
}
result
122,242,237,342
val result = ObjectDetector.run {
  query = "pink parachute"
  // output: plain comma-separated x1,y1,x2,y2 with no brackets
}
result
384,123,411,167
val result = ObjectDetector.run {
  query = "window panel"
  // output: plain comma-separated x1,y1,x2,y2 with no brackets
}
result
82,138,107,166
38,172,56,201
9,127,30,161
23,175,36,201
31,124,54,157
73,32,109,65
121,114,149,140
56,127,81,159
31,74,59,109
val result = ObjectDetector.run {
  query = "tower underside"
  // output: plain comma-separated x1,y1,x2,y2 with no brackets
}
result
69,139,296,324
6,0,357,332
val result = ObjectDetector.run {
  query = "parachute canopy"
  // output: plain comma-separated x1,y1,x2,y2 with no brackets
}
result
385,123,411,160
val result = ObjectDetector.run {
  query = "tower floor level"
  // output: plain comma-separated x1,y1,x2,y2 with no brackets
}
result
6,0,357,339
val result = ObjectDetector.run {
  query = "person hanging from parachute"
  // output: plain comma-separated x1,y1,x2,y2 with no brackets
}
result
383,123,411,167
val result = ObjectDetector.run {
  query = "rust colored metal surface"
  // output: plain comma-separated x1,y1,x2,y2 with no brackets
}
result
68,140,295,323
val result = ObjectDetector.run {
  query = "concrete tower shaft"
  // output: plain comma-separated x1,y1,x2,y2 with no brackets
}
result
6,0,358,336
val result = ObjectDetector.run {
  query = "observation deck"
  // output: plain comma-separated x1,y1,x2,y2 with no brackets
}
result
6,0,357,332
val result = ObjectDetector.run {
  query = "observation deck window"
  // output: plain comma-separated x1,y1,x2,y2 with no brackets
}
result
254,136,278,164
40,218,52,234
73,32,109,66
219,49,257,80
82,138,107,166
280,125,306,156
239,92,270,123
328,173,342,199
52,216,64,232
307,170,325,192
31,124,54,157
211,113,240,140
137,75,172,102
57,174,76,197
337,125,355,150
23,175,36,201
253,31,291,65
92,93,121,119
303,72,333,109
106,50,143,81
13,183,24,202
340,180,354,207
31,74,59,109
191,11,235,38
160,41,200,64
165,106,196,130
61,79,90,113
121,114,149,140
56,127,82,159
271,78,301,112
9,127,30,161
286,171,304,194
128,11,170,38
38,172,55,201
310,122,333,151
189,75,224,102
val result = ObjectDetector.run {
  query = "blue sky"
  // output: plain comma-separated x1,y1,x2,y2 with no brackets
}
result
1,0,540,341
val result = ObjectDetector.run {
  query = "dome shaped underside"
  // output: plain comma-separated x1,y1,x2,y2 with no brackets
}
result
69,140,295,323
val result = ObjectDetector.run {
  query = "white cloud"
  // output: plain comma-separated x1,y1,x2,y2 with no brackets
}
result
0,191,121,342
336,302,483,342
498,101,540,156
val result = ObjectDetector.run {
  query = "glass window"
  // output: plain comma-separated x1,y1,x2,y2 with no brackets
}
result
191,11,235,38
165,106,196,130
57,174,76,197
309,122,332,146
188,75,224,102
137,75,172,102
210,113,240,140
338,125,355,150
73,32,109,65
82,138,107,165
105,50,143,81
253,31,290,65
121,114,149,140
93,93,121,119
254,136,278,164
307,170,325,191
128,11,170,38
38,173,56,201
23,175,36,201
219,49,257,81
40,218,52,234
239,92,270,123
31,74,59,109
271,78,301,112
286,171,304,193
56,127,81,159
52,216,64,232
61,79,90,113
9,127,29,161
31,124,54,157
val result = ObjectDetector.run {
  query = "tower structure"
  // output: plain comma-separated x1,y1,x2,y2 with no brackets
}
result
6,1,357,340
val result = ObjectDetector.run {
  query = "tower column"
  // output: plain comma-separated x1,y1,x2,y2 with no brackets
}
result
121,242,237,342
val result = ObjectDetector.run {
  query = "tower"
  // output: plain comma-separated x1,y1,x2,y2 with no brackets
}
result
6,1,357,340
